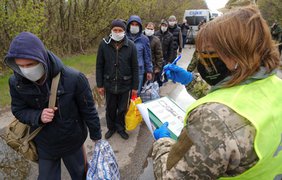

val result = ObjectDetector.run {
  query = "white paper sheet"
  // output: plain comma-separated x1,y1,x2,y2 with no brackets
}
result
138,84,196,138
136,103,154,135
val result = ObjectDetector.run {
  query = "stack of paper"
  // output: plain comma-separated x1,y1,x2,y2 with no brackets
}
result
137,84,196,140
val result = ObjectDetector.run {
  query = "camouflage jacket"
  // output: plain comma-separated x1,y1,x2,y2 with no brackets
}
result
152,102,258,179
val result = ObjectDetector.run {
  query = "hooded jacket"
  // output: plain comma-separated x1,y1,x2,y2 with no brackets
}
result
126,15,153,74
5,32,101,159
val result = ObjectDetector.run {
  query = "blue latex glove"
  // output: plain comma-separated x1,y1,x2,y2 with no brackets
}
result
153,122,171,140
163,64,193,85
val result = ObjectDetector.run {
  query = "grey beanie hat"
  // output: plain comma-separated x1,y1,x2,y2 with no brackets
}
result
168,15,177,21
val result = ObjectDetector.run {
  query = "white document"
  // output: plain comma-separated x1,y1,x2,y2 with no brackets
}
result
144,96,185,137
138,84,196,138
136,103,154,135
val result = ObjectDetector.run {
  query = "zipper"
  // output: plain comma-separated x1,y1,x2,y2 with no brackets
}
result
57,96,63,121
115,46,119,93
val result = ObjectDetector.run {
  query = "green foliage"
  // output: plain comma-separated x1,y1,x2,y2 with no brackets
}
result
258,0,282,26
0,0,208,73
0,0,46,71
224,0,282,26
0,74,11,108
62,54,96,74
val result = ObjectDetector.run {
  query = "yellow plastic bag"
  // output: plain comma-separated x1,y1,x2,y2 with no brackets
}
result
125,97,142,131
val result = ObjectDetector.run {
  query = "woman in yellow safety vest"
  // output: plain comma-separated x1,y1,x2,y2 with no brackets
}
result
152,6,282,179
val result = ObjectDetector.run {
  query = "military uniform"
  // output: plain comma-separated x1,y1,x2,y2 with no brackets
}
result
152,102,258,179
186,51,210,99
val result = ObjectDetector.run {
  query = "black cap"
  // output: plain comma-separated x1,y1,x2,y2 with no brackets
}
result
111,19,126,30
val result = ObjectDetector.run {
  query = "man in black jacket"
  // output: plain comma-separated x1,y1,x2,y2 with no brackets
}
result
168,15,183,59
4,32,101,179
155,19,174,65
96,19,139,140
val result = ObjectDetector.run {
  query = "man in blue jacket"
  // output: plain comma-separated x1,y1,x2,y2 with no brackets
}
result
126,15,153,94
4,32,101,180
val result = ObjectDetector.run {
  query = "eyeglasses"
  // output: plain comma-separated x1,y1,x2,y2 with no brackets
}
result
197,51,219,59
197,51,221,72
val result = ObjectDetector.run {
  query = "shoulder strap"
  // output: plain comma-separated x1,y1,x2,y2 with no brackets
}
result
26,72,61,140
48,72,61,108
166,128,193,170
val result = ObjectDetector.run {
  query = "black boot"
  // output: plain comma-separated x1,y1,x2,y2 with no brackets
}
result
105,130,116,139
118,130,129,140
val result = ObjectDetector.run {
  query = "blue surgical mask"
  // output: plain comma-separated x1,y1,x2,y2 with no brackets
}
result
130,25,139,34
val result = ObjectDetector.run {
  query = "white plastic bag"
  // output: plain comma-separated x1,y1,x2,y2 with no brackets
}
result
86,140,120,180
140,81,160,102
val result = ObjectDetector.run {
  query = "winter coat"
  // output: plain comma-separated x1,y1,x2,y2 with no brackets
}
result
180,23,190,37
155,30,174,64
5,32,101,159
126,15,153,74
96,36,139,93
168,25,183,53
145,34,164,72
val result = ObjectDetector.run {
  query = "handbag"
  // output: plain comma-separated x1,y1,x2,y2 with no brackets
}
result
87,140,120,180
125,96,142,131
140,81,160,102
2,73,61,162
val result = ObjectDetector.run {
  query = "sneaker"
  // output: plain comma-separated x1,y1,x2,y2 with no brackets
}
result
118,131,129,140
105,130,115,139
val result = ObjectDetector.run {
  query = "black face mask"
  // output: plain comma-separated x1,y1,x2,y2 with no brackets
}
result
197,52,231,86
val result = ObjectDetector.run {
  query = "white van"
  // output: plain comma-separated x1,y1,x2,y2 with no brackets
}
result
210,10,223,19
183,9,211,43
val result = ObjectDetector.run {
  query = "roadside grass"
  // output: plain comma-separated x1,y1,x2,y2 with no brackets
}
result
0,54,96,108
0,74,11,108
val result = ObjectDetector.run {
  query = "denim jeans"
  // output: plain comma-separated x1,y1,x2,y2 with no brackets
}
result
138,73,144,95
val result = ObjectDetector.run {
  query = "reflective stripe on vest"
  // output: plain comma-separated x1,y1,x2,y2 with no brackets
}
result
184,75,282,179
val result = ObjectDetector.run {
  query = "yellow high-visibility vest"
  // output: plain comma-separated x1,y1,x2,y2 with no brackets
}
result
185,75,282,180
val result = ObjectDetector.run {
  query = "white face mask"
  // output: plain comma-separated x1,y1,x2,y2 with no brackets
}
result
145,29,154,36
168,21,176,27
111,30,125,42
130,25,139,34
161,26,168,32
19,63,45,82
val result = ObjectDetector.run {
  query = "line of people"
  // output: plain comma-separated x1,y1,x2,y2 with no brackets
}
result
96,15,185,140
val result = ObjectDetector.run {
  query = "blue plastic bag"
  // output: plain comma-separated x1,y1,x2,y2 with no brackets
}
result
86,140,120,180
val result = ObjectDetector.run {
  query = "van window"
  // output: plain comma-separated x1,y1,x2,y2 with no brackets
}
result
186,16,206,26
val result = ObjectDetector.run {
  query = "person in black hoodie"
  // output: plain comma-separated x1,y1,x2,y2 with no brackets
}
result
4,32,101,180
96,19,139,140
168,15,183,59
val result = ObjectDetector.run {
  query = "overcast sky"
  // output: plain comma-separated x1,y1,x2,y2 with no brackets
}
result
205,0,228,11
